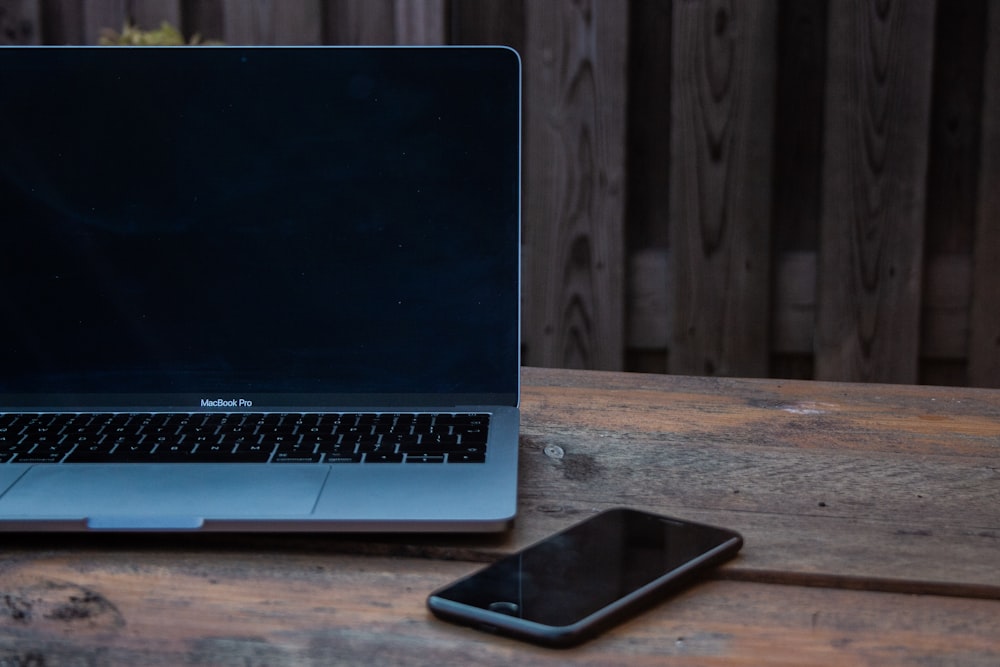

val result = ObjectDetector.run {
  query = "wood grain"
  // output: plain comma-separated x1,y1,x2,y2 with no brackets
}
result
219,0,322,45
522,0,628,371
449,0,524,53
668,0,776,378
391,0,445,45
633,248,978,368
325,0,397,44
1,547,998,664
815,0,937,383
515,367,1000,596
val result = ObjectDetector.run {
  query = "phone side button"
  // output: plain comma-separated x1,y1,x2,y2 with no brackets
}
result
487,601,520,616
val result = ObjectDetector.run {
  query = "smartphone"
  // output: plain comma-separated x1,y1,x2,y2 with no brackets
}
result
427,508,743,648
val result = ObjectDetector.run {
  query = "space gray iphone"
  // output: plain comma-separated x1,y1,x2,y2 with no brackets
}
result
427,508,743,647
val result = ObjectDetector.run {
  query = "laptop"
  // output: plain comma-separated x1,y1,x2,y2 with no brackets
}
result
0,45,521,532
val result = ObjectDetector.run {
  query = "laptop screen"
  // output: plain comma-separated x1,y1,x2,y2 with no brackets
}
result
0,47,520,407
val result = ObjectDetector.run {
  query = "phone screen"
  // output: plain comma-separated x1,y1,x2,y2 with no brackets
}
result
428,508,742,646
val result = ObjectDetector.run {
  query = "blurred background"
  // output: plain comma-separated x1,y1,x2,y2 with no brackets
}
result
2,0,997,387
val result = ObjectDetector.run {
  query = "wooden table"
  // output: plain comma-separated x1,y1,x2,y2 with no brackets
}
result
2,367,998,665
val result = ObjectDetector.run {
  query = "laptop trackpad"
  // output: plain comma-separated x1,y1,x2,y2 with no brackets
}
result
0,465,329,527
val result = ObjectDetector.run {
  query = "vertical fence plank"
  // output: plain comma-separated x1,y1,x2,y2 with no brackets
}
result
522,0,628,370
815,0,937,383
768,0,827,380
449,0,524,51
38,0,84,43
922,1,987,257
0,0,40,43
770,0,826,255
220,0,321,44
624,0,671,373
393,0,444,44
919,0,987,386
326,0,445,45
625,0,671,253
80,0,123,43
180,0,224,42
326,0,395,44
668,0,777,378
969,0,1000,388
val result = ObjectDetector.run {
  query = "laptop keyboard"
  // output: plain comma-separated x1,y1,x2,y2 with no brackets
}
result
0,412,489,464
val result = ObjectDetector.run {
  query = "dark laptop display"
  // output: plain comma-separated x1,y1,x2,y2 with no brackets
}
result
0,46,521,532
0,47,519,406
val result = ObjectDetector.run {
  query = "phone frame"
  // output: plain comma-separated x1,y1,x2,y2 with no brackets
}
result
427,507,743,647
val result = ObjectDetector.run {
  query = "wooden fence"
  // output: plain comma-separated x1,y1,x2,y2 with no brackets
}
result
3,0,999,387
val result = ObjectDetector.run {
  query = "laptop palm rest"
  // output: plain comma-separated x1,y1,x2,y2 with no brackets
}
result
0,465,329,528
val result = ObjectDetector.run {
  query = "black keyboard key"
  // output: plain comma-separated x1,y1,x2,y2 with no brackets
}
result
231,444,272,462
64,444,120,463
448,452,487,463
119,443,158,457
193,443,236,460
406,454,446,464
273,452,325,463
14,451,67,464
400,441,485,455
273,441,320,463
424,433,460,447
144,441,201,460
459,427,488,443
365,452,405,463
381,434,421,449
357,440,398,455
0,443,33,457
325,453,364,463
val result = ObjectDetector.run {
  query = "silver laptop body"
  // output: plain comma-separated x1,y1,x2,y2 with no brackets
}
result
0,45,521,532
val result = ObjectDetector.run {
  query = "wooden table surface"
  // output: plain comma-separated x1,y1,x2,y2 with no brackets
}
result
2,367,998,665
